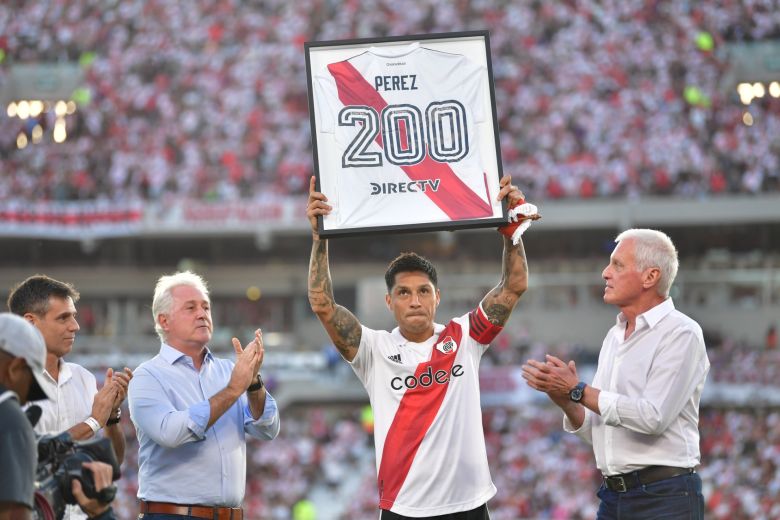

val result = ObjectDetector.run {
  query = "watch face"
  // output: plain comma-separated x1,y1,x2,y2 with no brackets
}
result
570,383,585,402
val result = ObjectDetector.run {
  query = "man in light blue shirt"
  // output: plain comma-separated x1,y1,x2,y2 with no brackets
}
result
128,271,280,519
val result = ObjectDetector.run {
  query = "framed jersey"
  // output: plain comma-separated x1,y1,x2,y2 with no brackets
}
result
305,31,507,238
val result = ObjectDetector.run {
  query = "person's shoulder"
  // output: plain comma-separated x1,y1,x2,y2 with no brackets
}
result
67,362,98,383
67,361,94,375
667,309,704,340
0,391,27,431
133,353,167,374
668,308,702,329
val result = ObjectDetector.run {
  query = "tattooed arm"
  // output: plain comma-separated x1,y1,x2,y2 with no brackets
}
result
306,177,363,362
480,176,529,326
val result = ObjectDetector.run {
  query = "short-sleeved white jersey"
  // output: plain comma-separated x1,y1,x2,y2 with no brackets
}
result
350,305,502,517
314,42,494,230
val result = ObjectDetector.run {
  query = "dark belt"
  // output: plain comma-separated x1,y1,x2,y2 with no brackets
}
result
604,466,694,493
140,501,243,520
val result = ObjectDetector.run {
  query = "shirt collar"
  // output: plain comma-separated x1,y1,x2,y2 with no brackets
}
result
159,343,213,365
616,298,675,329
390,322,445,346
44,358,72,385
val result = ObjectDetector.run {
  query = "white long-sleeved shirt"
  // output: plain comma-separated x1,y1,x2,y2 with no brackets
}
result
25,361,97,520
564,298,710,476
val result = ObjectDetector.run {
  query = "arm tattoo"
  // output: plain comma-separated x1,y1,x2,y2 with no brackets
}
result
329,307,362,356
482,238,528,326
308,239,362,354
308,240,335,310
483,301,511,326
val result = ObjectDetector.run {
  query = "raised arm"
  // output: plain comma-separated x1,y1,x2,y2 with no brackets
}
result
306,176,362,362
480,176,530,326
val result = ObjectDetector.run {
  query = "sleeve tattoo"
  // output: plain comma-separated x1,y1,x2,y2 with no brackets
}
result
308,240,362,356
483,239,528,326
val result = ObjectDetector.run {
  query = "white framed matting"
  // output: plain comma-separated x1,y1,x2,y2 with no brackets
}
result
305,31,507,238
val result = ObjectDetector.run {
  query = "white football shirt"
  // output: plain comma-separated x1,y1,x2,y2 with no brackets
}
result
350,305,501,517
26,361,97,520
315,42,495,230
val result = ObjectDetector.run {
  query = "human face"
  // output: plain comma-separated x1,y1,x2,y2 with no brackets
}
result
386,271,440,342
601,239,644,308
27,296,80,359
0,352,33,405
159,285,213,351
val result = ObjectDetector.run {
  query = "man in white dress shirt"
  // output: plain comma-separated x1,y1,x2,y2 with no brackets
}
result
522,229,709,520
8,275,133,520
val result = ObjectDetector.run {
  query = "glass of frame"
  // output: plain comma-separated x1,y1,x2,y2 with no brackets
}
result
305,30,507,238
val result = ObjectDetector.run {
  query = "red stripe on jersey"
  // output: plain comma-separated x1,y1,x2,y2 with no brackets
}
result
327,61,493,220
469,306,502,344
377,322,464,511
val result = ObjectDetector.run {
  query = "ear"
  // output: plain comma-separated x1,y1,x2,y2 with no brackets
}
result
23,312,37,325
642,267,661,290
157,313,169,332
385,293,392,311
435,288,441,306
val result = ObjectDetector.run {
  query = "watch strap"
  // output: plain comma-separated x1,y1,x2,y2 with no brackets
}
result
106,408,121,426
247,374,264,392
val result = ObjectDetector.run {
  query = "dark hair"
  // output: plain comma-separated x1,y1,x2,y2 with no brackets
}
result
384,252,438,292
7,275,80,317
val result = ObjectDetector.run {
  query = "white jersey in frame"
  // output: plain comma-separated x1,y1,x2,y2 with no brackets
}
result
315,42,495,230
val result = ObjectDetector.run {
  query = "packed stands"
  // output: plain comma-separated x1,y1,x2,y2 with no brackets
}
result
2,0,780,203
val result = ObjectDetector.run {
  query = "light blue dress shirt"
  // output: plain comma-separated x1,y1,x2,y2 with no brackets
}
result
128,343,280,506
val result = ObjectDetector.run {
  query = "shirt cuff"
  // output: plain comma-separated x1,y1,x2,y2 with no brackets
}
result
598,390,622,426
563,413,582,433
187,400,211,439
245,391,278,426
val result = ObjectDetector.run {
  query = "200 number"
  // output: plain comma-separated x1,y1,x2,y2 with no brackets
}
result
339,100,469,168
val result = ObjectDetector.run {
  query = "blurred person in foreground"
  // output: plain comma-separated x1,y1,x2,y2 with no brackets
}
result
128,271,280,519
522,229,710,520
307,175,537,519
0,313,117,520
8,276,132,520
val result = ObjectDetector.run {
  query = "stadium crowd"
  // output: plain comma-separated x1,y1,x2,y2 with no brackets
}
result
2,0,780,203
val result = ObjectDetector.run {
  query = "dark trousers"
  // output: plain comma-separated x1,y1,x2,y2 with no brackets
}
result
380,503,489,520
596,472,705,520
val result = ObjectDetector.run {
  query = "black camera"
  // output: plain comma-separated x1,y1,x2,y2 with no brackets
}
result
33,432,121,520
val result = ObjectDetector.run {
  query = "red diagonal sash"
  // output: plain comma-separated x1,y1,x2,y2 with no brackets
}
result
328,61,493,220
376,322,464,510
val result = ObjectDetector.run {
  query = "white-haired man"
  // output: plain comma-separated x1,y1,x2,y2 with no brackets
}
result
522,229,710,520
128,271,280,520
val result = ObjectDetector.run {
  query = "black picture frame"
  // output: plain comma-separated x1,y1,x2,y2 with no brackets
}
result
305,30,506,238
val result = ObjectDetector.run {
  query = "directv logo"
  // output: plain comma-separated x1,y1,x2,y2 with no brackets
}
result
370,179,441,195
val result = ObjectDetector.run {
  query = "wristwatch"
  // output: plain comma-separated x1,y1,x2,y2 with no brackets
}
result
106,408,121,426
247,374,264,392
569,382,587,402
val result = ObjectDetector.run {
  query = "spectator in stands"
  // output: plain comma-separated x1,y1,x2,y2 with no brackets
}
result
306,175,534,519
0,312,120,520
128,271,280,519
522,228,710,519
7,275,132,520
766,324,777,350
